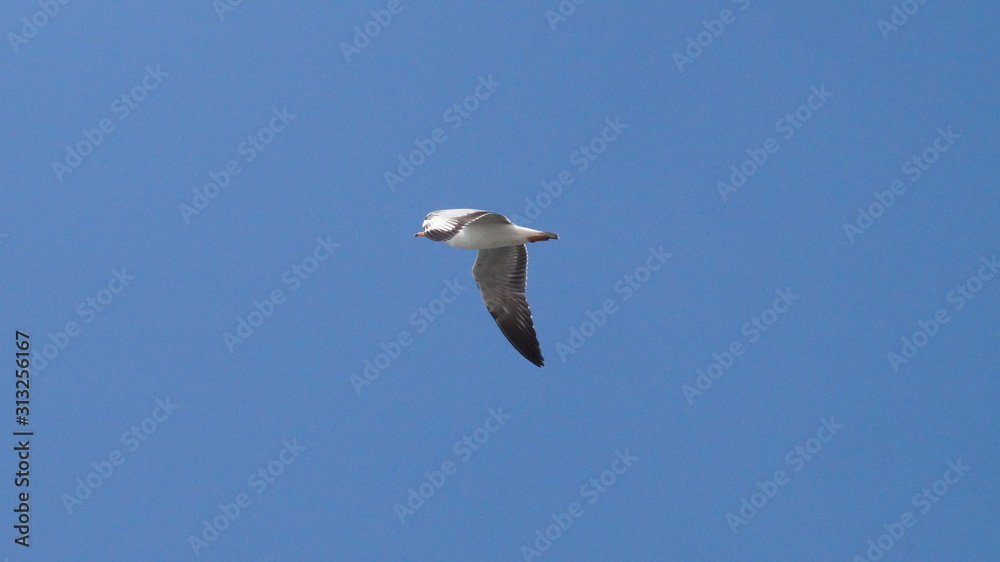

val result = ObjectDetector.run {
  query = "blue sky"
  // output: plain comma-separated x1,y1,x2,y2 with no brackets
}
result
3,1,999,560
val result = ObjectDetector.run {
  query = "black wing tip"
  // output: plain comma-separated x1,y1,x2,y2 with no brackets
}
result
488,313,544,367
503,325,545,367
516,348,544,367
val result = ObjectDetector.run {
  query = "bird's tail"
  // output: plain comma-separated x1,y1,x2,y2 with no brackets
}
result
528,231,559,242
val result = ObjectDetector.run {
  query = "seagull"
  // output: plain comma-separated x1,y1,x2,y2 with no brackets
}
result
415,209,559,367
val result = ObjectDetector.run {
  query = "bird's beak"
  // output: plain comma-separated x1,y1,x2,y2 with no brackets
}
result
413,232,426,237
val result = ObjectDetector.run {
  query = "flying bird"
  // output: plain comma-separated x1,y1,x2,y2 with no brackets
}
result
414,209,559,367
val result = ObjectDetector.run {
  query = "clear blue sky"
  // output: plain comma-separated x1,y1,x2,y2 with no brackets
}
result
3,2,999,560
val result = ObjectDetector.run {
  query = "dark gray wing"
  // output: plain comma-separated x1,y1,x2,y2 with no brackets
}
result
472,245,544,367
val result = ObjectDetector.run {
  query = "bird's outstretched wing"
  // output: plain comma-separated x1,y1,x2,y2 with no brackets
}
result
422,210,511,242
472,244,543,367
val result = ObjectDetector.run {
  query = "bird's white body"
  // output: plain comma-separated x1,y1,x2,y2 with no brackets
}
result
420,208,557,250
445,222,550,250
